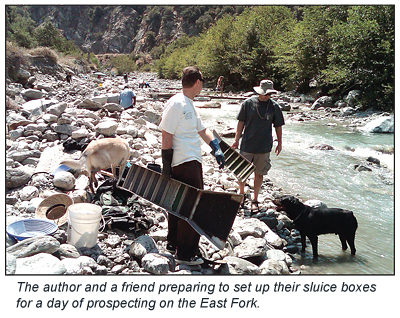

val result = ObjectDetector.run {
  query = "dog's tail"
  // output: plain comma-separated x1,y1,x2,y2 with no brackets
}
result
60,154,87,171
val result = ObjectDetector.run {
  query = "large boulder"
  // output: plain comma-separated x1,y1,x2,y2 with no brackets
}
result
311,96,334,110
6,166,35,189
361,116,394,133
15,253,66,274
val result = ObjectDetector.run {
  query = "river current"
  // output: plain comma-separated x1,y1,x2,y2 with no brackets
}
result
197,101,394,275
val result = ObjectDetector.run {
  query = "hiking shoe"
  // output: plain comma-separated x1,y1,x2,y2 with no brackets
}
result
175,257,204,265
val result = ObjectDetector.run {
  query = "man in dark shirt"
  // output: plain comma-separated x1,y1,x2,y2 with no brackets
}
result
232,79,285,212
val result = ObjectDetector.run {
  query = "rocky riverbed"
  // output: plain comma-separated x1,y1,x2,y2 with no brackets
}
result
5,68,393,275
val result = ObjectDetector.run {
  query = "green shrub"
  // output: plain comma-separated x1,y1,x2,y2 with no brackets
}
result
109,55,137,75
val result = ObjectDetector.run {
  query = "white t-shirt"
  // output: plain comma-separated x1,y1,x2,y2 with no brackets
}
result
159,93,206,167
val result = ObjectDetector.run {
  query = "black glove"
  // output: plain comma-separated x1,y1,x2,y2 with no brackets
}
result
209,139,225,169
161,149,173,178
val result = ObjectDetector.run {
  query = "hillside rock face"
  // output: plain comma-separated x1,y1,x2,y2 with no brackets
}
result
25,5,230,54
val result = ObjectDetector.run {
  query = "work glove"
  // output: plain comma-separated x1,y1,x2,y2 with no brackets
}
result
161,149,173,178
209,139,225,169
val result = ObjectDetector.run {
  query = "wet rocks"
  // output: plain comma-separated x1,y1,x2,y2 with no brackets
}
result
311,96,334,110
361,115,394,133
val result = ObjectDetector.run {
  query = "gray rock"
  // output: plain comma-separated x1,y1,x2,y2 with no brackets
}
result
259,259,289,275
15,253,66,274
6,253,17,274
51,123,78,136
264,230,286,249
91,95,108,105
57,113,74,125
107,94,120,104
78,98,102,110
9,128,24,140
311,96,334,110
355,164,372,172
344,90,361,107
53,171,76,190
150,229,168,242
104,234,122,248
22,88,43,100
222,256,261,274
129,235,158,260
6,166,35,189
234,218,269,238
46,102,67,117
61,256,98,274
43,113,59,123
7,235,61,258
234,236,267,258
53,244,80,259
71,127,90,139
19,186,39,201
266,249,287,262
95,120,118,136
361,116,394,133
279,101,291,111
141,253,170,274
97,255,114,268
310,143,334,150
143,110,161,124
43,130,59,141
340,107,356,116
17,68,31,80
103,102,124,112
7,149,41,162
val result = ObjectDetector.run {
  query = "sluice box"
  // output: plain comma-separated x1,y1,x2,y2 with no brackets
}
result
120,163,242,250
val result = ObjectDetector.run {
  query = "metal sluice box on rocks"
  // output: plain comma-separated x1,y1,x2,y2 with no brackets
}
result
119,163,242,250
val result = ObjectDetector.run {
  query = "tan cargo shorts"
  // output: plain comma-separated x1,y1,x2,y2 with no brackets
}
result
240,151,271,175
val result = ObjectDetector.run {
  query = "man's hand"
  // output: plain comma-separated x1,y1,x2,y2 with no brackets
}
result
209,139,225,169
231,140,239,149
275,141,282,156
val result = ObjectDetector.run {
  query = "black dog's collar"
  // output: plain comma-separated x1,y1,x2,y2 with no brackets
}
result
292,209,304,222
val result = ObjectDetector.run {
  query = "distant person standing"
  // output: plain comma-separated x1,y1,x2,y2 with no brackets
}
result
119,86,136,110
215,76,224,96
124,73,128,83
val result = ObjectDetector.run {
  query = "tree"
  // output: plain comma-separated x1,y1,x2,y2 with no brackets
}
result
281,6,348,93
324,6,394,109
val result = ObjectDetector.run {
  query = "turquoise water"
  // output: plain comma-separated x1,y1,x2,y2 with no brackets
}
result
198,102,394,275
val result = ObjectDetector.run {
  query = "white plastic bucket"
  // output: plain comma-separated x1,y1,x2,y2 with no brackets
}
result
67,203,102,248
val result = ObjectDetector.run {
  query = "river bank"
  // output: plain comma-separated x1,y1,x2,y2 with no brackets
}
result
5,71,393,275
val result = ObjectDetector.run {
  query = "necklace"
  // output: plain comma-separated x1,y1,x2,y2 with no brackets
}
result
255,99,270,120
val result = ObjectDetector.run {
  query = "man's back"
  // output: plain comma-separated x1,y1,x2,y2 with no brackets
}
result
119,88,135,109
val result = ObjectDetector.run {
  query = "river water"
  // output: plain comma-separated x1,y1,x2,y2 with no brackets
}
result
196,101,394,275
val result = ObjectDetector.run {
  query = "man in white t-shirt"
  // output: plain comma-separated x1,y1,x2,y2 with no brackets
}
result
159,66,225,266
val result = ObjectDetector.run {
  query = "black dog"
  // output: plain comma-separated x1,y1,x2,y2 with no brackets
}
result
274,195,358,260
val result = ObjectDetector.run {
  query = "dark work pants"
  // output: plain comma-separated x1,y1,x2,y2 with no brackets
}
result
168,160,203,260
